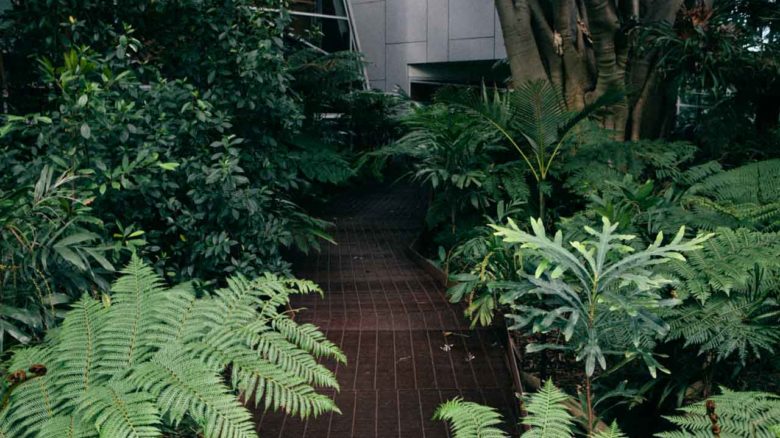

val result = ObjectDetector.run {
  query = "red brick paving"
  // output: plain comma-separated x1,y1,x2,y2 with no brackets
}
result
254,185,519,437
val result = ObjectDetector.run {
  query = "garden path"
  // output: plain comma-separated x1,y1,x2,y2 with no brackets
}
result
254,184,518,437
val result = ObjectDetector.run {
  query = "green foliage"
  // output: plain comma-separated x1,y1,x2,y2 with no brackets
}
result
665,227,780,301
436,380,632,438
681,160,780,231
0,0,368,284
439,81,622,221
658,388,780,438
522,380,576,437
0,166,117,351
447,202,527,326
593,423,629,438
433,398,507,438
493,217,711,377
365,101,529,244
0,256,343,437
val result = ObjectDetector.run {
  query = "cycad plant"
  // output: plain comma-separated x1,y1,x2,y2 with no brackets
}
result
0,256,344,438
492,217,711,433
441,80,621,222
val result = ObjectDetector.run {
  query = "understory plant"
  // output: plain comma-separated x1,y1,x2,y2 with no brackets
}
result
435,381,780,438
492,216,711,433
441,80,621,223
0,256,344,437
0,166,116,351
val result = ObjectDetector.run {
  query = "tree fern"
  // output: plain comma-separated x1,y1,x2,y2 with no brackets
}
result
77,383,160,437
664,228,780,302
433,397,507,438
663,228,780,362
522,380,576,438
0,256,342,438
682,159,780,231
658,388,780,438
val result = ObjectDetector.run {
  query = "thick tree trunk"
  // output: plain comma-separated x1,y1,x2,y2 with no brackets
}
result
495,0,547,85
494,0,685,139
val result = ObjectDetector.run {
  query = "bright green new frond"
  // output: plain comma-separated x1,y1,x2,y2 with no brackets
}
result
658,388,780,438
433,397,507,438
129,348,257,438
77,383,161,438
522,380,575,438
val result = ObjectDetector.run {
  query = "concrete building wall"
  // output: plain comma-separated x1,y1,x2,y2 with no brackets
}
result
350,0,505,92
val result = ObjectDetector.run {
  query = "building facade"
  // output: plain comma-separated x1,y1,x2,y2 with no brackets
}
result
350,0,507,93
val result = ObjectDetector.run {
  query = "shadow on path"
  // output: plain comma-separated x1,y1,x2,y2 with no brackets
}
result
254,185,519,437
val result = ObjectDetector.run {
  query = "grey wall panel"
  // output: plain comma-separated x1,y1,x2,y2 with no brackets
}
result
386,0,427,43
448,0,494,39
448,37,495,61
426,0,449,62
353,1,387,80
351,0,505,90
386,42,427,92
370,80,386,91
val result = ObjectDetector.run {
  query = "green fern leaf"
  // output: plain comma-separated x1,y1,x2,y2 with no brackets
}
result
522,379,575,438
433,397,507,438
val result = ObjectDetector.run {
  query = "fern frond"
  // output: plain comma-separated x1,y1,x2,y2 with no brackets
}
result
57,296,106,407
1,258,341,437
272,317,346,363
98,255,165,376
433,397,507,438
77,382,161,438
593,422,627,438
0,371,57,437
38,416,95,438
129,347,258,438
522,379,575,438
658,388,780,438
684,159,780,231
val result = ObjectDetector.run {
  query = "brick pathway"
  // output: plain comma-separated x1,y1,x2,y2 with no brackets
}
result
255,185,518,437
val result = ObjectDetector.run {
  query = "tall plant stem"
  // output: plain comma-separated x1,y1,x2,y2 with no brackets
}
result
537,182,546,226
585,375,594,436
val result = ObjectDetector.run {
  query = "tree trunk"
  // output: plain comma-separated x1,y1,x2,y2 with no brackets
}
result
494,0,685,140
